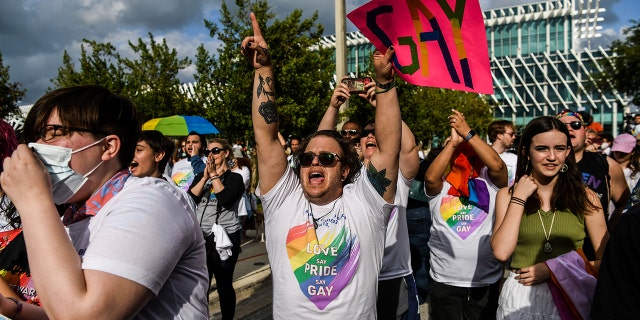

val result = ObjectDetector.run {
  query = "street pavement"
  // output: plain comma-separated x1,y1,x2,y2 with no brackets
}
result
208,230,430,319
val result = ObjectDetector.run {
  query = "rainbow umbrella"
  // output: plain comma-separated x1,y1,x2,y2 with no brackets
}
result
142,115,220,136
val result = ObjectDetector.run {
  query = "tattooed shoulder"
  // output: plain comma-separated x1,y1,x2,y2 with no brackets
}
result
366,163,392,196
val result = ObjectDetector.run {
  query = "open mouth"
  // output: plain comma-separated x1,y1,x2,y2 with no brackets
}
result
309,171,324,184
130,161,139,168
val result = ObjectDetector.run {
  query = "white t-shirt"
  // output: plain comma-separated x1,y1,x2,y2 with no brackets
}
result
379,173,413,280
500,152,518,187
171,158,194,191
67,177,209,319
623,167,640,192
257,166,392,318
427,173,503,287
233,166,251,217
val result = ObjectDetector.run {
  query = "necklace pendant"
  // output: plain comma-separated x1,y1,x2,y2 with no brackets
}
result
544,241,552,253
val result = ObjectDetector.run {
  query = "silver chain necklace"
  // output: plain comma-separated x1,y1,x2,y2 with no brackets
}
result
310,199,339,229
537,209,556,253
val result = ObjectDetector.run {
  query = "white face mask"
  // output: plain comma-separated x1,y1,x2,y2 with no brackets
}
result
29,138,106,204
600,142,610,149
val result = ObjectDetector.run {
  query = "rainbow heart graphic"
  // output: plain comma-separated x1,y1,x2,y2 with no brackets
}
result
286,221,359,310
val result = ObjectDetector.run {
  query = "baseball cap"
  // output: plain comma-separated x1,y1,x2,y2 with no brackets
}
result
611,133,636,153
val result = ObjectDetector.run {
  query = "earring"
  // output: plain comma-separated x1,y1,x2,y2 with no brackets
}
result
560,163,568,172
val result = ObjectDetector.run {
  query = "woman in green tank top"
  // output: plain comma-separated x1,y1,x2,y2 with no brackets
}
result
491,116,609,319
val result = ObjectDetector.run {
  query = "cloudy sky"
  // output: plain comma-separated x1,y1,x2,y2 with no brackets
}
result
1,0,637,105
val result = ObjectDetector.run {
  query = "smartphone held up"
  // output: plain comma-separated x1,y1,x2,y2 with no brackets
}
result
341,76,373,94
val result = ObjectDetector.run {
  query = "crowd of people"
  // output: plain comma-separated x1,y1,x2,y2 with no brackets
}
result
0,12,637,320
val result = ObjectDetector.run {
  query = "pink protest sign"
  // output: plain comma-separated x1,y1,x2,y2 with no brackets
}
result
347,0,493,94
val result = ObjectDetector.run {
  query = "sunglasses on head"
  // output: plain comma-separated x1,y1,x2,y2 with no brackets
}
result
203,147,224,156
563,121,584,130
298,152,341,167
340,129,360,136
361,129,375,136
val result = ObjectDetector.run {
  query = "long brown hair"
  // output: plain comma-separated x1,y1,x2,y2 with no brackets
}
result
514,116,597,216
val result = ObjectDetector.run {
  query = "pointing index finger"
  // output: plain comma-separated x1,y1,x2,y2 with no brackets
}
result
250,12,262,39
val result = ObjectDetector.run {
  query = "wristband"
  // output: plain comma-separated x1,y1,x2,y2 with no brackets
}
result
510,197,526,206
464,129,477,141
375,78,396,91
210,175,220,180
374,86,395,94
7,297,23,320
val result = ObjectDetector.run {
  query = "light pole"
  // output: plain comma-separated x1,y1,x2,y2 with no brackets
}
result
335,0,348,127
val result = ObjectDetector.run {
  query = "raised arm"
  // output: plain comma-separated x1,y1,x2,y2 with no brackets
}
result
242,13,287,194
359,82,419,180
367,48,401,203
318,77,350,131
425,132,459,196
449,109,507,188
400,121,420,180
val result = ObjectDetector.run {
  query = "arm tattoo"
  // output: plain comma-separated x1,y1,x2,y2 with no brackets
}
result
366,163,392,196
257,74,275,99
258,100,278,124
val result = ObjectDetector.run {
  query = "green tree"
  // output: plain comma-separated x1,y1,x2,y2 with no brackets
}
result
593,20,640,106
52,34,197,121
122,33,200,120
0,51,26,118
52,41,127,93
194,0,333,142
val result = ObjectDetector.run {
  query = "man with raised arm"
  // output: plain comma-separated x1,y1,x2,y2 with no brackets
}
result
242,13,401,318
319,81,421,319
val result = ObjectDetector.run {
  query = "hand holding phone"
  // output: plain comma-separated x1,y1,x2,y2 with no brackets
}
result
341,76,373,94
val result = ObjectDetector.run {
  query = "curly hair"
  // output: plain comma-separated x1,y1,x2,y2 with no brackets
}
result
293,130,362,186
515,116,597,216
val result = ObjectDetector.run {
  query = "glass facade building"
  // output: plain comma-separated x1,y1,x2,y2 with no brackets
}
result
319,0,628,133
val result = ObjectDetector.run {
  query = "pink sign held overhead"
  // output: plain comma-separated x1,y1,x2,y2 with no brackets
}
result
347,0,493,94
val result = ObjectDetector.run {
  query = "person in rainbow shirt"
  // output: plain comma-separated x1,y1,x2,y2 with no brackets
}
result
243,13,401,318
424,109,508,320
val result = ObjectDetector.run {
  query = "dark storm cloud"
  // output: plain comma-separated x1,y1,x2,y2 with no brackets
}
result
0,0,633,106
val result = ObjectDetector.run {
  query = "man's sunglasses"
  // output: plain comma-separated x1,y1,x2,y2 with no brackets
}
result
361,129,375,136
203,147,224,156
563,121,584,130
340,129,360,136
298,152,341,167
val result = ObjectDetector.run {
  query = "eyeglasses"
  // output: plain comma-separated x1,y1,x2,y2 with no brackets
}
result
563,121,584,130
298,152,341,167
504,131,515,137
361,129,375,136
340,129,360,137
40,124,106,142
204,147,225,156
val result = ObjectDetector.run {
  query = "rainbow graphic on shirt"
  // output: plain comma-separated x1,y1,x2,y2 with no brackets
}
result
172,171,194,191
286,220,359,310
440,179,490,240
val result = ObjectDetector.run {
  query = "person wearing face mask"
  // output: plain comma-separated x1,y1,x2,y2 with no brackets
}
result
0,85,209,319
188,139,244,320
0,119,53,319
